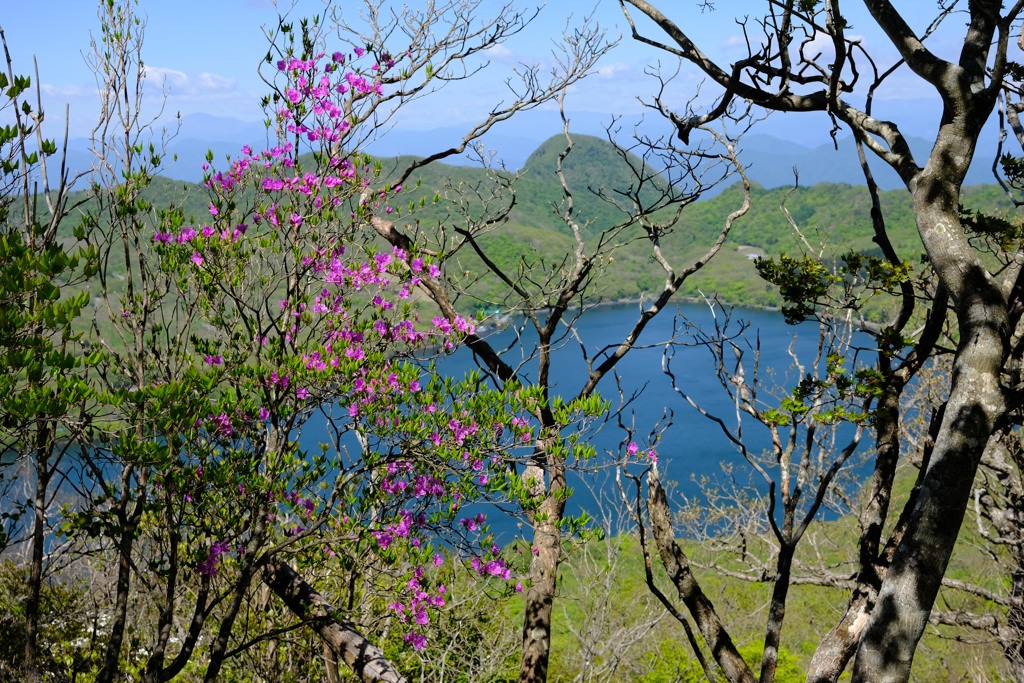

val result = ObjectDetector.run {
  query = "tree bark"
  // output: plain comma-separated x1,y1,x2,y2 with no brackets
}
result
98,466,147,683
615,1,1022,680
262,558,408,683
852,174,1009,680
807,371,910,681
518,432,567,683
647,467,756,683
22,422,52,683
760,542,795,683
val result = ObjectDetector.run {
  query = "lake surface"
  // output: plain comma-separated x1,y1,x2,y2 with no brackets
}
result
422,301,875,537
2,301,874,546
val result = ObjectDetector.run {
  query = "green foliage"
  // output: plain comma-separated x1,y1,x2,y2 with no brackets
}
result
961,203,1024,251
0,562,102,681
0,57,96,566
999,152,1024,192
756,254,839,324
3,3,1022,680
52,136,1018,323
756,246,915,325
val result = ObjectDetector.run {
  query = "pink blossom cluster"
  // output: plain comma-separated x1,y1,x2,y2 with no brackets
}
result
273,47,396,151
627,441,659,462
373,510,427,551
390,566,447,651
196,540,232,577
344,365,422,419
470,544,515,583
169,42,532,654
380,461,446,499
284,489,317,517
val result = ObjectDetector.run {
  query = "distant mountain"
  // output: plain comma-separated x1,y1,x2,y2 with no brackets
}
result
50,132,1017,320
736,133,995,191
42,114,267,184
522,133,641,185
39,108,1001,190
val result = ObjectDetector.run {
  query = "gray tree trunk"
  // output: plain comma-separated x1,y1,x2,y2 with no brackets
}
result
262,558,408,683
518,433,567,683
852,164,1009,681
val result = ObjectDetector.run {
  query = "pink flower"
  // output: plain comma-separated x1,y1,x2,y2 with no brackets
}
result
191,252,204,266
196,540,230,576
210,412,232,437
208,203,219,216
404,632,427,651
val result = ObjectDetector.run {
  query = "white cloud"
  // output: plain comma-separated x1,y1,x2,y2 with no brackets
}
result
483,44,516,63
40,83,91,98
196,72,236,91
144,65,188,87
594,62,630,79
143,65,238,100
799,30,865,62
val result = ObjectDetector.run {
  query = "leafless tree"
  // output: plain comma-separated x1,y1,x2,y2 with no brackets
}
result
370,76,752,679
612,1,1024,680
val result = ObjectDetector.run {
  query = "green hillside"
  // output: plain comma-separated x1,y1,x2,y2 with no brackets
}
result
371,135,1016,316
58,135,1019,320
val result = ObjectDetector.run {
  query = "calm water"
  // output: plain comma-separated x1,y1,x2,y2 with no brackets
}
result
2,302,873,545
411,301,875,537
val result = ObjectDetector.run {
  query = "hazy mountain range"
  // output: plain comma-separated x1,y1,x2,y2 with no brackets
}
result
51,111,998,191
51,129,1015,322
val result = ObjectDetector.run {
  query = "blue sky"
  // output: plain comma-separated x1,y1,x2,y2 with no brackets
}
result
0,1,1006,169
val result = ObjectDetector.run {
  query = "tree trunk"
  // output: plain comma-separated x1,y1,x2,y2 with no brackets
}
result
98,465,146,683
1005,566,1024,683
807,375,908,682
262,558,407,683
853,173,1009,681
647,467,756,683
760,543,795,683
518,433,567,683
22,422,52,683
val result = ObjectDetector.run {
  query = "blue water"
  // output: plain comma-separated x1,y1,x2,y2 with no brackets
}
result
1,302,873,548
407,301,875,539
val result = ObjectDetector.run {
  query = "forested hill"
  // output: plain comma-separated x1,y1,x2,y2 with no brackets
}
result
98,133,1018,315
